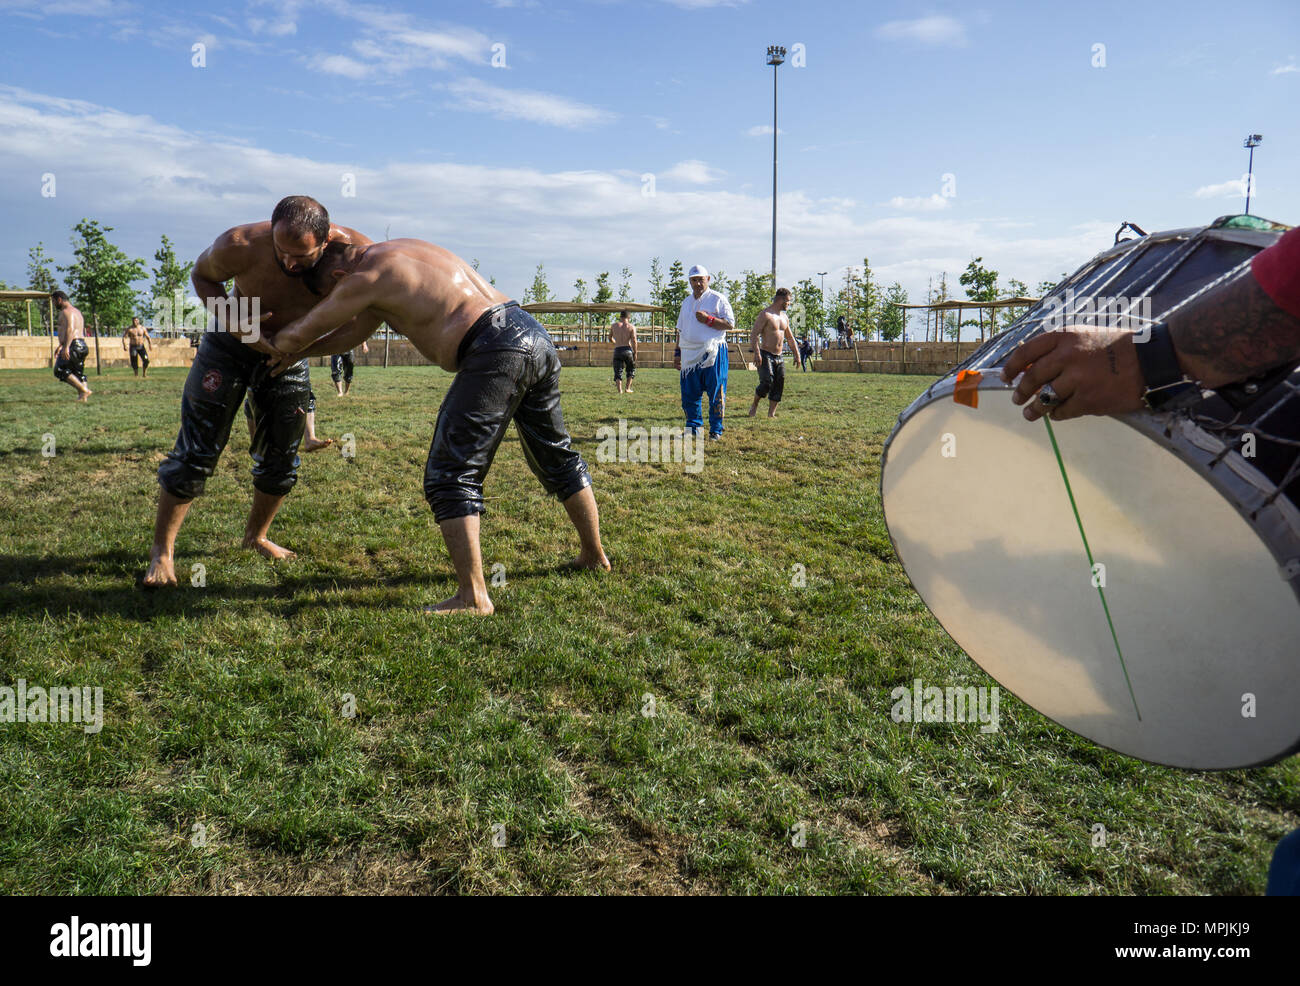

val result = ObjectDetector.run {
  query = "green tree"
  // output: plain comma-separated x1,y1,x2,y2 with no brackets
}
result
617,266,633,303
850,257,881,341
734,269,775,335
664,259,689,321
27,243,59,334
791,278,824,340
572,277,589,304
878,282,909,341
998,277,1032,333
959,257,999,341
523,263,551,305
149,234,194,315
710,270,729,302
0,281,26,332
1036,274,1068,297
27,243,59,294
648,257,665,310
59,219,147,333
593,271,612,305
934,272,959,341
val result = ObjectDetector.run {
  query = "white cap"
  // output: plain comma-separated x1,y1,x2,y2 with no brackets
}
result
687,265,710,279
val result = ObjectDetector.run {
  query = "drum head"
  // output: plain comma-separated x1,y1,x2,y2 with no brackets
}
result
881,383,1300,769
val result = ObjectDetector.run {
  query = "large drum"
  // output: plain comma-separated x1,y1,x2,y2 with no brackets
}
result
880,216,1299,769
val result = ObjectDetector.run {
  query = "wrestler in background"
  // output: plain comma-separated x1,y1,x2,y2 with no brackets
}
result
123,317,151,378
52,291,92,402
748,288,800,418
610,310,637,394
331,340,369,396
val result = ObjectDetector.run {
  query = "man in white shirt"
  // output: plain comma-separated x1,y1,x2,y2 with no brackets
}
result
674,264,736,439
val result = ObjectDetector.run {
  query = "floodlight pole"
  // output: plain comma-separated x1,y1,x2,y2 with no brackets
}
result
817,270,827,343
1243,134,1262,215
767,45,786,288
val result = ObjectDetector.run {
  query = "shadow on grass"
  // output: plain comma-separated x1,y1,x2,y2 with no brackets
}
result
0,551,581,622
0,445,162,458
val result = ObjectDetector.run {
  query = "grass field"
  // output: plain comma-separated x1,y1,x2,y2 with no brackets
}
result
1,362,1296,895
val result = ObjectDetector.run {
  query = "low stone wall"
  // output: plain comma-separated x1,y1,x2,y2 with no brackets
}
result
0,336,197,370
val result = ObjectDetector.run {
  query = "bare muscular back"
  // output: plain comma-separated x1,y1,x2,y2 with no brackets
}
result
195,221,373,338
58,304,84,344
610,319,635,347
335,239,509,371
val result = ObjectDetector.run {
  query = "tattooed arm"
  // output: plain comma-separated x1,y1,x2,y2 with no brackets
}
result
1168,268,1300,389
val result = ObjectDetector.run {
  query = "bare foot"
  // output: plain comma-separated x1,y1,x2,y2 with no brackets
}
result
242,535,297,561
747,403,758,417
303,437,333,453
769,409,778,418
423,593,494,615
626,385,634,393
572,551,612,572
142,550,177,588
77,391,91,402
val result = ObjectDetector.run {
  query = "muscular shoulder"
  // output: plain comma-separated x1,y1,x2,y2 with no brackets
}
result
331,224,374,248
200,222,267,275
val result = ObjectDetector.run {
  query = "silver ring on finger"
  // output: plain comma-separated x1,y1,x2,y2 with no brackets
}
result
1037,383,1060,408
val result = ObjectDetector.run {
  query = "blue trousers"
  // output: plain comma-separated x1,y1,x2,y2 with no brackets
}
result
681,355,728,436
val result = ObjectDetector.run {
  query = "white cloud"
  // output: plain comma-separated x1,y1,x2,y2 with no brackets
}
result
0,84,1120,325
1194,179,1248,199
1271,61,1299,75
875,15,967,47
308,54,372,79
662,160,724,184
887,194,951,212
746,125,784,136
439,78,614,129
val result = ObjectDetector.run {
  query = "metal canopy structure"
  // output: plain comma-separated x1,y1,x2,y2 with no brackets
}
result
0,290,57,361
520,302,665,315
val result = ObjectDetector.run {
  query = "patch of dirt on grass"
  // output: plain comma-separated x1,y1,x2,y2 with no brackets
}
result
552,752,721,896
198,847,434,896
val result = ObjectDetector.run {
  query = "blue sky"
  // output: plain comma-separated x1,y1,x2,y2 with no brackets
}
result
1,0,1296,331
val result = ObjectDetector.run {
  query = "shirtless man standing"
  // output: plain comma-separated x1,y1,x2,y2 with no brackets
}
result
52,291,92,402
748,288,799,419
123,317,151,378
265,237,610,615
609,310,637,393
142,195,378,587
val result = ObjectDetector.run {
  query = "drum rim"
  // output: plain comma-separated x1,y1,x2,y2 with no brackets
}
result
879,381,1300,770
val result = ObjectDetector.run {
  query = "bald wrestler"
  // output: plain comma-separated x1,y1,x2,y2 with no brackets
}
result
265,237,610,615
748,288,800,418
142,195,379,587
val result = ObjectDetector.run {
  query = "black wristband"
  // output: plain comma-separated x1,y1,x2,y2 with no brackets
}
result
1134,321,1201,410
